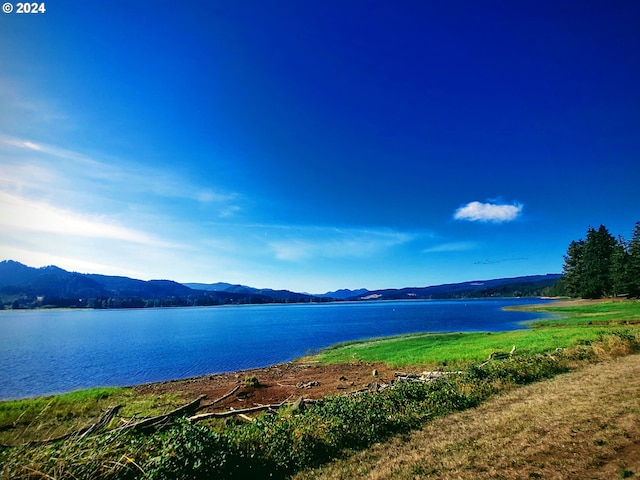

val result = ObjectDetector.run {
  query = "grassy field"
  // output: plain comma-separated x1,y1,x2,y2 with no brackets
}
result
1,299,639,479
520,299,640,326
296,349,640,480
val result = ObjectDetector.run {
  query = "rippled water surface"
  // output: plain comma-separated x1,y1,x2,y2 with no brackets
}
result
0,298,551,399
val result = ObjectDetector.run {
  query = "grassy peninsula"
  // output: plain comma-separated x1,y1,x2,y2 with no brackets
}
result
313,299,640,368
1,300,639,479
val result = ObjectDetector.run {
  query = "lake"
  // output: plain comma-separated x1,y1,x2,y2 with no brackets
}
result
0,298,552,400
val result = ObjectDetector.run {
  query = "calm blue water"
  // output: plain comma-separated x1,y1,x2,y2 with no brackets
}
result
0,298,551,400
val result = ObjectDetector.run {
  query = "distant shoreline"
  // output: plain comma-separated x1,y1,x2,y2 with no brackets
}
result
2,294,557,313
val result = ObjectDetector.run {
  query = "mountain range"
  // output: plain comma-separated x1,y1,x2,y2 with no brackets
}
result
0,260,561,309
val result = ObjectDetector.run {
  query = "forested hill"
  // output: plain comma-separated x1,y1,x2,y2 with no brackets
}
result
0,261,328,309
0,260,562,310
345,274,563,301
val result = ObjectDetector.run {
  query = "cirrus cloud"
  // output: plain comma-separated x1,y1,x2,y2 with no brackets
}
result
422,241,477,253
453,201,523,223
268,226,413,262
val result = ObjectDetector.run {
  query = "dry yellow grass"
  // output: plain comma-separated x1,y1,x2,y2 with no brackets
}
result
297,354,640,480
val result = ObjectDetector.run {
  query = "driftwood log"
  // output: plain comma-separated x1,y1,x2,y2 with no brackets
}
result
189,402,285,422
479,345,517,367
78,404,122,440
189,396,316,422
195,385,240,411
489,345,517,360
113,394,206,433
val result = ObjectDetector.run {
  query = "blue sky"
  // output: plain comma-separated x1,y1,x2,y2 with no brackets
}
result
1,1,639,293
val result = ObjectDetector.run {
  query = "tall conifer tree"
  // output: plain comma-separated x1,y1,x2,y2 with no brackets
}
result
610,236,631,296
562,239,585,298
561,222,640,299
629,221,640,297
581,225,616,298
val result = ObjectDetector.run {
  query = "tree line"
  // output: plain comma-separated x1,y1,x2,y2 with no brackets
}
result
2,293,332,310
559,221,640,299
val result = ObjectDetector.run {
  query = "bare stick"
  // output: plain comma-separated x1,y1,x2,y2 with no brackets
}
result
113,395,206,433
196,386,240,411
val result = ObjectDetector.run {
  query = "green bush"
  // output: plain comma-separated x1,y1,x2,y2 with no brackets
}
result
484,355,570,384
140,420,233,480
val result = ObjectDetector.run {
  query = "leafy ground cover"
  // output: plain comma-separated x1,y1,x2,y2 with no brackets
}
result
1,300,639,479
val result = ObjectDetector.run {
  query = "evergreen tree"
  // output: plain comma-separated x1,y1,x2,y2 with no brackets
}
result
562,239,585,297
581,225,616,299
629,221,640,297
561,222,640,299
610,235,631,296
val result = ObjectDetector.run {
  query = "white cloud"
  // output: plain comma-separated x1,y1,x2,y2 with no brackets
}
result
0,191,171,245
453,201,523,223
0,243,137,277
0,191,195,280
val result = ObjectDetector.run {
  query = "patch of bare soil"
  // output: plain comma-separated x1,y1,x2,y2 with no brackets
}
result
296,354,640,480
134,361,396,410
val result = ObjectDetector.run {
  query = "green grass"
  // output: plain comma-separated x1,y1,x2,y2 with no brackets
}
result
0,387,125,426
520,300,640,326
315,328,606,368
0,386,187,445
312,300,640,368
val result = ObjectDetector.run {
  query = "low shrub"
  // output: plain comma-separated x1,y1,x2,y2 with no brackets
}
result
481,354,570,385
592,330,640,360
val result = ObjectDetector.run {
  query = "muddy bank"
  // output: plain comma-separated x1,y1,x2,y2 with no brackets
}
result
134,361,397,410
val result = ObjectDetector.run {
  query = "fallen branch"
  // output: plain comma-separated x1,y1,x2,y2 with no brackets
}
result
196,386,240,411
480,345,517,367
489,345,517,360
237,413,255,422
78,404,122,440
189,402,285,421
113,395,206,433
394,371,462,383
189,397,318,422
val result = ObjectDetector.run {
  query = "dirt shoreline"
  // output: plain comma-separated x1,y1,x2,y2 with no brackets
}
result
133,360,399,411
